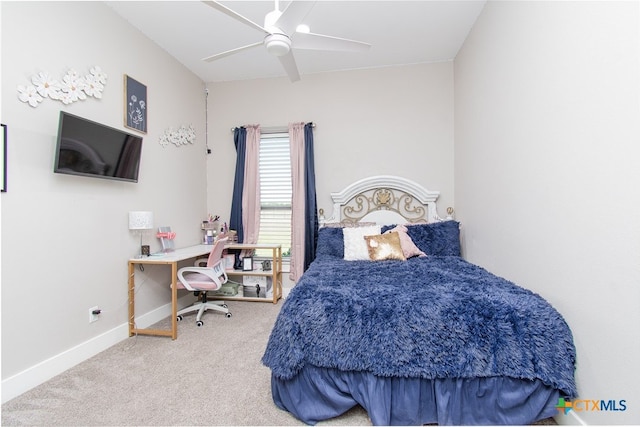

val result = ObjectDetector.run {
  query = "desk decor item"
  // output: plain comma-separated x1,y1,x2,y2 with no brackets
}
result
124,74,147,133
157,226,176,252
201,216,220,244
224,254,235,270
129,211,154,258
242,256,253,271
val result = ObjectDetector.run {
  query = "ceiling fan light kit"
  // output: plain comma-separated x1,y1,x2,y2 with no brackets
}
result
264,34,291,57
202,0,371,82
296,24,310,34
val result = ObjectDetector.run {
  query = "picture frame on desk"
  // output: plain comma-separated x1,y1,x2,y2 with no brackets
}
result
224,254,235,270
157,226,175,252
242,256,253,271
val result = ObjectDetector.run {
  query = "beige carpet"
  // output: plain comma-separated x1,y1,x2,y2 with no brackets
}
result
1,300,371,426
2,299,556,426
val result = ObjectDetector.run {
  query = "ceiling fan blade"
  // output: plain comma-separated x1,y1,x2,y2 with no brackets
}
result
278,51,300,82
293,32,371,52
274,1,316,35
202,42,263,62
202,0,269,35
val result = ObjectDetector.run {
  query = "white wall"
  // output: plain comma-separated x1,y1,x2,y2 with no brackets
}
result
455,1,640,424
1,2,207,400
205,62,455,228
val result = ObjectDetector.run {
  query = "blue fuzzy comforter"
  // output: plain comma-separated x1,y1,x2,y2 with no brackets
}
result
262,255,577,398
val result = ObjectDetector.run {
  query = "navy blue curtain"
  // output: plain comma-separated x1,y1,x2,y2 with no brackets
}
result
229,127,246,243
303,123,318,270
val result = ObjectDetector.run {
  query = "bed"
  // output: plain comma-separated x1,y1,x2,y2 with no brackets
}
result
262,176,577,425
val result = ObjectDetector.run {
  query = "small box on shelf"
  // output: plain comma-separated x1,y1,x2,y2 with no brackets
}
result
210,282,240,297
243,276,272,298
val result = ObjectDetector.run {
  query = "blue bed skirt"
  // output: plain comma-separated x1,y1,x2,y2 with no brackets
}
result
272,366,559,425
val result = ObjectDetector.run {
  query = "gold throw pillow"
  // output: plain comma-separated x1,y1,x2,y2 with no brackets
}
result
364,232,406,261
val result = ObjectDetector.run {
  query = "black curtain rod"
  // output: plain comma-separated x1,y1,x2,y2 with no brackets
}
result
230,122,315,132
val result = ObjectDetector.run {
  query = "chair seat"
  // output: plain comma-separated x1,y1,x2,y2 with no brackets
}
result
176,273,222,290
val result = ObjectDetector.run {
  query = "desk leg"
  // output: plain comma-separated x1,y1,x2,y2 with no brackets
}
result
128,262,135,336
171,262,178,340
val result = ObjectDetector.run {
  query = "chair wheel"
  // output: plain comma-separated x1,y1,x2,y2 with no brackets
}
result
225,312,232,318
176,315,183,322
222,303,228,308
196,320,204,327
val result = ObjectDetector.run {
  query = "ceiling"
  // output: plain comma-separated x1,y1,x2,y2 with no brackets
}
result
105,1,486,83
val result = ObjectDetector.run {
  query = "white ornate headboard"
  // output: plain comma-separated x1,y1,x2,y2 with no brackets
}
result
320,175,450,226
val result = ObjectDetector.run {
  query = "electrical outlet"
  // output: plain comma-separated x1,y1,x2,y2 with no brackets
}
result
89,306,100,323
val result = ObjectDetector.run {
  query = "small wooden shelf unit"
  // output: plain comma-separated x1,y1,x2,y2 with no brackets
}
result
220,243,282,304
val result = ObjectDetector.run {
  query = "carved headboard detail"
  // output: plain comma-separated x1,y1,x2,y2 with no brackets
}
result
321,175,447,225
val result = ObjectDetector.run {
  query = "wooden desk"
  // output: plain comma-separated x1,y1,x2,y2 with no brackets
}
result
128,244,213,340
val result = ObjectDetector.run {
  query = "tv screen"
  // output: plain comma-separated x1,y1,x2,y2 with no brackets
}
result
54,111,143,183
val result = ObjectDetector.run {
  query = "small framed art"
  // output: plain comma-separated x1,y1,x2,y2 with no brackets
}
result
124,75,147,133
1,123,6,192
242,256,253,271
224,254,235,270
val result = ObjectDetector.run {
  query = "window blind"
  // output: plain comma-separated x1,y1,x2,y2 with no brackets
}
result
257,132,291,257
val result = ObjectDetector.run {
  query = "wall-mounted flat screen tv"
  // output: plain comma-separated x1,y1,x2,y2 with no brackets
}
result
54,111,143,183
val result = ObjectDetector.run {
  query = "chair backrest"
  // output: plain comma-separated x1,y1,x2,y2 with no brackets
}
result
206,237,228,267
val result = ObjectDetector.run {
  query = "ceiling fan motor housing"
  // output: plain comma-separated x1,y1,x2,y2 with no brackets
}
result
264,33,291,56
263,8,290,56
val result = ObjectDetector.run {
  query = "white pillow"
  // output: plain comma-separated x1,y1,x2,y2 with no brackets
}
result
343,225,381,260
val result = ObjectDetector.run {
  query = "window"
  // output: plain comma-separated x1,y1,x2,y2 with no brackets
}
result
256,132,291,258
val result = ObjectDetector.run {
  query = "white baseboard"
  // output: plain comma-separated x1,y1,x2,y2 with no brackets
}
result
1,296,191,404
555,410,587,426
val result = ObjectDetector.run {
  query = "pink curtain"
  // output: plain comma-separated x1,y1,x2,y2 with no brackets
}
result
289,122,305,281
242,125,261,246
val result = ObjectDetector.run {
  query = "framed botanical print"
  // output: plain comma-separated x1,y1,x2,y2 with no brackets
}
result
124,75,147,133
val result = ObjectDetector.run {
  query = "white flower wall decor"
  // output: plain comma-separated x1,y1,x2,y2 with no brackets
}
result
158,125,196,148
17,66,107,107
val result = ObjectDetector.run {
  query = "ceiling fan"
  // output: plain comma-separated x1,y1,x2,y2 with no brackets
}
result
202,0,371,82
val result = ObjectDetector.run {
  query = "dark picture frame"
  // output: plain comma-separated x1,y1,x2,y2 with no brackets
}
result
1,123,6,192
242,256,254,271
124,75,147,134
